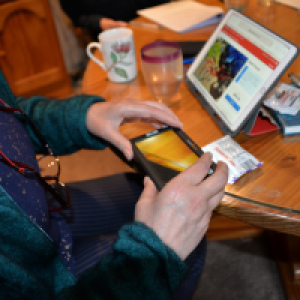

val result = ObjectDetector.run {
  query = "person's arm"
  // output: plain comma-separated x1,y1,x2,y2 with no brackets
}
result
78,14,104,34
0,184,185,299
16,95,107,155
57,222,187,300
59,0,126,35
16,97,182,158
67,13,128,36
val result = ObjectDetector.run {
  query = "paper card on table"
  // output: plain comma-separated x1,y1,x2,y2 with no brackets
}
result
137,0,224,33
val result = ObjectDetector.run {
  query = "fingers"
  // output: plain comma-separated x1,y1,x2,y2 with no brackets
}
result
134,177,157,224
143,101,182,123
207,189,225,211
188,161,227,213
115,21,128,28
199,160,228,199
140,177,157,202
119,99,183,129
101,126,133,160
168,154,228,212
174,152,215,186
100,18,128,31
176,153,228,189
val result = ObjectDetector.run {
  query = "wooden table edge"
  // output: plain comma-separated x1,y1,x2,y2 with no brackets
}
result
217,193,300,237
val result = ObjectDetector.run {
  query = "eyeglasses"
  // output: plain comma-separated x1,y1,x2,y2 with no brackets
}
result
0,98,70,212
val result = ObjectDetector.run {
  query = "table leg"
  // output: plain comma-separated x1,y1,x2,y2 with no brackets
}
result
269,232,300,300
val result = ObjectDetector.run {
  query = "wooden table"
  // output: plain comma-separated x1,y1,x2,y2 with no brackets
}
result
83,0,300,236
83,2,300,297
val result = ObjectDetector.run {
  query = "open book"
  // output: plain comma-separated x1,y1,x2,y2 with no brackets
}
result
137,0,224,33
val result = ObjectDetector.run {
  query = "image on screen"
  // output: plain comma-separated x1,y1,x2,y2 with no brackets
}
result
135,130,198,172
193,38,248,100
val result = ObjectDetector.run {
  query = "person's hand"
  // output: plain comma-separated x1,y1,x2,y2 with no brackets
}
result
135,153,228,260
100,18,128,31
86,99,183,160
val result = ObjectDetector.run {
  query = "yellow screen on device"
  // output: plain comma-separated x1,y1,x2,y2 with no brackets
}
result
135,130,198,172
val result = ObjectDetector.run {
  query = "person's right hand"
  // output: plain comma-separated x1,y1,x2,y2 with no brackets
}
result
135,153,228,260
86,99,182,161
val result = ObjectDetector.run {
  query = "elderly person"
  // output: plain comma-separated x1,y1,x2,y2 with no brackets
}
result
0,70,228,299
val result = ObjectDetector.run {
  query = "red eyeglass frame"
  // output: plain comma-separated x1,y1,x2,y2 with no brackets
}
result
0,98,70,212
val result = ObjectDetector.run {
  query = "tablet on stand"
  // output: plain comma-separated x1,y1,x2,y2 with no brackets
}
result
185,10,299,137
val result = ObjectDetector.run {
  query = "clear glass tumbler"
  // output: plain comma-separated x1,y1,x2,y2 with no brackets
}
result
140,40,183,103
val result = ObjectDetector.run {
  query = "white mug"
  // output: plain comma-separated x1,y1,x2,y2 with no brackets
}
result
86,28,137,83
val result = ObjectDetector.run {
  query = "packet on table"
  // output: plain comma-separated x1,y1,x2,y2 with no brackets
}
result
264,83,300,116
202,135,263,184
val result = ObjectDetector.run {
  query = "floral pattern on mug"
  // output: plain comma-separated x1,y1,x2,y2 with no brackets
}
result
110,42,132,79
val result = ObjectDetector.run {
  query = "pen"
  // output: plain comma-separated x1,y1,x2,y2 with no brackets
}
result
183,57,195,65
130,21,161,30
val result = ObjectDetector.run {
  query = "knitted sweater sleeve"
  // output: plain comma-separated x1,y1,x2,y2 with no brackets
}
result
16,95,107,155
57,222,187,300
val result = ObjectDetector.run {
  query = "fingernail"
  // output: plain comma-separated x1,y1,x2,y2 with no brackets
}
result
144,176,149,185
126,149,133,161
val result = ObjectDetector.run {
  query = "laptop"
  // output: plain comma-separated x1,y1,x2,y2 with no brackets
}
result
185,9,299,137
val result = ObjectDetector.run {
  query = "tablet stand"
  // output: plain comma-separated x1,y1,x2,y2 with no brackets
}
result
185,76,279,137
242,106,279,136
242,106,260,134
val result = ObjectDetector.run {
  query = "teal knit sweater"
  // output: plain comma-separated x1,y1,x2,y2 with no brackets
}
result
0,71,186,299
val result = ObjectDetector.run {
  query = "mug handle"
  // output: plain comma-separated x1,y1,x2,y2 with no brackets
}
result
86,42,107,71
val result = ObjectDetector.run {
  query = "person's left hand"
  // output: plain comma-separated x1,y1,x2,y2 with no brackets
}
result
100,18,128,31
86,99,183,160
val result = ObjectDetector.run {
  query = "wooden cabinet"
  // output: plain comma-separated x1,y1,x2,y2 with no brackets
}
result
0,0,72,98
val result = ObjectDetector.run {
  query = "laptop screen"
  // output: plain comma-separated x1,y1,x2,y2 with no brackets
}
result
186,10,298,136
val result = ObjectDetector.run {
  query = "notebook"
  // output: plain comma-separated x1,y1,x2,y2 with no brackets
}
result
272,109,300,135
185,10,299,137
137,1,223,33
